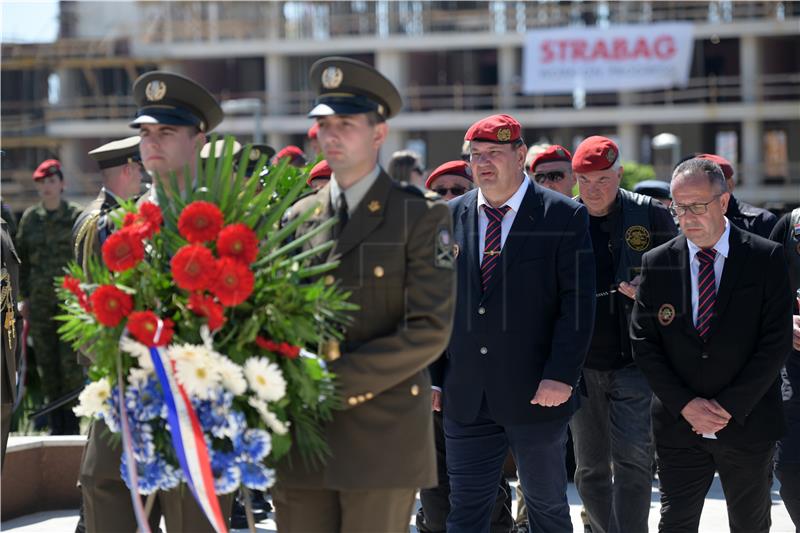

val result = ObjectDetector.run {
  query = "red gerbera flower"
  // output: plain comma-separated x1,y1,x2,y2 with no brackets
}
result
127,311,174,346
187,292,226,331
122,212,138,227
90,285,133,327
178,201,224,243
102,228,145,272
211,257,255,307
138,202,163,235
216,223,258,265
62,276,91,312
170,244,217,291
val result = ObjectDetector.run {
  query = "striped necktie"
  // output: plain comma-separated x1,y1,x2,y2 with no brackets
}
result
481,205,510,292
696,248,717,340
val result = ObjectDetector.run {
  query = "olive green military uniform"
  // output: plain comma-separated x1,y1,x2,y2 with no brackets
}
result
1,219,22,467
276,169,455,532
16,199,83,434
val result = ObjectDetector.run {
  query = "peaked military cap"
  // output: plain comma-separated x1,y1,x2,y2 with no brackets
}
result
634,179,671,200
130,71,223,132
200,139,242,160
88,136,141,170
308,57,402,119
245,144,276,175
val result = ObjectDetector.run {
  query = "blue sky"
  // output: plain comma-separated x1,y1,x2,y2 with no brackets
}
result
1,0,60,43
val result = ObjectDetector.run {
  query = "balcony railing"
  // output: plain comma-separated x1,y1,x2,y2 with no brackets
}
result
136,1,800,45
2,73,793,124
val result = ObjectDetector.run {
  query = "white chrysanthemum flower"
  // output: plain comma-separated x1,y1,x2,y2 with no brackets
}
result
120,337,154,370
244,357,287,402
127,367,153,386
248,397,290,435
167,343,207,364
215,356,247,395
73,378,111,418
174,351,221,400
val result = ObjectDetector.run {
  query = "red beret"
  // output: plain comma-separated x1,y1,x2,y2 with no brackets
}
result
529,145,572,172
465,114,522,144
307,160,332,185
425,160,472,189
307,123,319,140
572,136,619,173
697,153,734,180
32,159,62,181
274,145,305,162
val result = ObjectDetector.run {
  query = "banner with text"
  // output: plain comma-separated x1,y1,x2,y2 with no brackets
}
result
523,23,694,94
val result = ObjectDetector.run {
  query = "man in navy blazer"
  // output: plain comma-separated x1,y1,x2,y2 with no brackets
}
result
631,157,792,532
429,114,596,533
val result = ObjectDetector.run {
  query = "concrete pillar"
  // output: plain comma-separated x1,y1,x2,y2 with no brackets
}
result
375,50,408,96
739,35,762,103
741,118,762,187
266,54,290,115
497,45,516,110
618,122,640,163
207,2,219,42
59,138,85,198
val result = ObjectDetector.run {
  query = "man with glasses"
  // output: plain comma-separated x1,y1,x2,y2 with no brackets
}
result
570,136,677,533
631,157,792,533
425,160,474,200
528,144,576,197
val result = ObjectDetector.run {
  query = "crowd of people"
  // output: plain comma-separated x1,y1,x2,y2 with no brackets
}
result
0,55,798,533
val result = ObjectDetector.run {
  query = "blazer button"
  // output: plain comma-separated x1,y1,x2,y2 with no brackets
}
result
410,385,420,396
480,347,488,355
478,307,486,315
347,396,358,406
701,352,709,359
373,266,385,278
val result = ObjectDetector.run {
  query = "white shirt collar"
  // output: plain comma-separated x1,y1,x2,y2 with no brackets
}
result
477,175,529,213
687,217,731,260
329,164,381,215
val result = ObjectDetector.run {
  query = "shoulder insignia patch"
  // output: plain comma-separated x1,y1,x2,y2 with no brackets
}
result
435,226,455,270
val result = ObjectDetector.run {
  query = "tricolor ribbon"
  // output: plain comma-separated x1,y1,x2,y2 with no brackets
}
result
148,343,228,533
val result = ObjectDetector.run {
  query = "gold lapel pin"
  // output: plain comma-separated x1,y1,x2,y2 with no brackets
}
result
367,200,381,213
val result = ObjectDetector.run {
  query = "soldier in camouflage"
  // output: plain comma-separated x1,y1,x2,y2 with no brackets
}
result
16,159,83,435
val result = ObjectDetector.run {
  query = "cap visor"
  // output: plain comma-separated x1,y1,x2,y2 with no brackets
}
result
129,112,198,129
308,101,375,118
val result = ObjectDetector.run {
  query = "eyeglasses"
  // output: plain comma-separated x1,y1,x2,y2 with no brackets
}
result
668,195,721,217
433,186,468,197
533,171,565,183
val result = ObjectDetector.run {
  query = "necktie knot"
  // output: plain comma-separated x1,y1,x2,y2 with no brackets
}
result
698,248,716,264
484,205,510,221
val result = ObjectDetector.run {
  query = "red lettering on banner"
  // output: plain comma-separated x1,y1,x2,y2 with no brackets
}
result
591,39,610,60
573,39,587,60
654,35,676,59
632,37,651,59
612,38,627,60
541,41,555,63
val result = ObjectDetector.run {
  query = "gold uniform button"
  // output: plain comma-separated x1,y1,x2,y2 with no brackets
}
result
373,266,385,278
324,275,335,286
478,307,486,315
357,394,366,403
365,392,374,400
347,396,358,406
410,385,420,396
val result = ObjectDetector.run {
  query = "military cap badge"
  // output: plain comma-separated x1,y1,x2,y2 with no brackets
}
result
145,80,167,102
250,148,261,161
606,148,616,163
321,66,343,89
496,128,511,142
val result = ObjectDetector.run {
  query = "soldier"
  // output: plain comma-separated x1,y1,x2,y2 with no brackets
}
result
73,136,144,271
273,145,307,168
276,56,455,532
696,153,778,239
307,159,332,191
1,218,22,467
16,159,83,435
633,179,672,208
73,135,151,533
242,143,275,179
78,71,232,533
200,138,242,161
528,144,576,197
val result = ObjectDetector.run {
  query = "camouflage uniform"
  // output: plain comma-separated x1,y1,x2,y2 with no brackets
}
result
16,199,83,434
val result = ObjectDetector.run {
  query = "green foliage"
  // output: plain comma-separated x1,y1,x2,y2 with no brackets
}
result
620,160,656,191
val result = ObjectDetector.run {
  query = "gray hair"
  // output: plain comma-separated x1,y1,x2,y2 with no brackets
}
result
671,157,728,194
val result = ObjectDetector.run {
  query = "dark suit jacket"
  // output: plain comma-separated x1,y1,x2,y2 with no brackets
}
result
278,169,455,489
432,182,596,425
631,224,793,446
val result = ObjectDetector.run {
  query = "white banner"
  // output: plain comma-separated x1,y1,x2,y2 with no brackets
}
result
523,23,694,94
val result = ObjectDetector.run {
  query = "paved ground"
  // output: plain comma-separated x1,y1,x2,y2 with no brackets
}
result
2,476,795,532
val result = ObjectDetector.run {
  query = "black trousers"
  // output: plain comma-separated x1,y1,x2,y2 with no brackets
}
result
416,410,513,533
656,439,775,533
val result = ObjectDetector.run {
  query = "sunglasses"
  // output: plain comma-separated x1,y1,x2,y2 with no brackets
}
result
433,186,468,197
533,171,565,183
